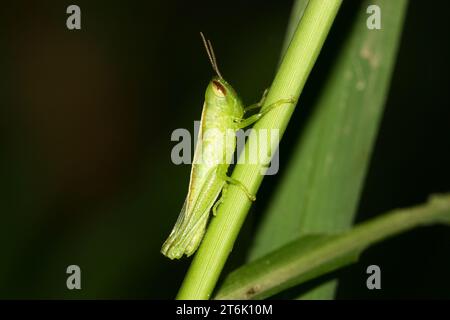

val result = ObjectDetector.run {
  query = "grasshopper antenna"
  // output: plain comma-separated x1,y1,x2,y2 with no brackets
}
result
200,32,223,79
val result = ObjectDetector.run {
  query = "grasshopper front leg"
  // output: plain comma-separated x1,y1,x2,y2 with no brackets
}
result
235,97,295,129
243,88,269,113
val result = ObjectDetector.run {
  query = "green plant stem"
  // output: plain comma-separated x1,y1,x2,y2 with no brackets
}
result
280,0,310,58
215,193,450,299
177,0,343,300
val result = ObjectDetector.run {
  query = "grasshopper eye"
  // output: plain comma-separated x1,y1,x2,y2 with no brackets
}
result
212,80,227,97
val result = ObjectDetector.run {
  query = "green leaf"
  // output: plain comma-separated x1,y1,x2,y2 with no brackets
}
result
215,193,450,300
248,0,409,299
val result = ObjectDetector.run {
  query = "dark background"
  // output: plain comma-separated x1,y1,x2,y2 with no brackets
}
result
0,0,448,299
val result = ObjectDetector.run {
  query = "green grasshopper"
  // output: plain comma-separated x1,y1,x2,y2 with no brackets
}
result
161,33,294,259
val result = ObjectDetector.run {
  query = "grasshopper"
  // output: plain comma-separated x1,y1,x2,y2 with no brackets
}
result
161,33,294,259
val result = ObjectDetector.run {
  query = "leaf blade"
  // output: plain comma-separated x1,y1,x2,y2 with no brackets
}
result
216,193,450,300
248,0,409,299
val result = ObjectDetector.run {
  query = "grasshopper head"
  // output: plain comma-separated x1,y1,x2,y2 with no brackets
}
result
211,76,228,97
200,31,235,99
206,76,243,116
200,32,244,117
207,76,237,99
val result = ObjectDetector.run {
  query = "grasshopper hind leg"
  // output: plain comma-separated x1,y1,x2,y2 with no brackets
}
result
161,211,209,259
212,184,229,216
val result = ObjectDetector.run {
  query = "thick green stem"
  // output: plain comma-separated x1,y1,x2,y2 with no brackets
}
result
176,0,343,299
